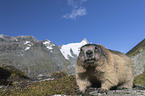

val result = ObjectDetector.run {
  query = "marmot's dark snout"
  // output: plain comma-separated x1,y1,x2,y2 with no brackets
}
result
85,49,95,63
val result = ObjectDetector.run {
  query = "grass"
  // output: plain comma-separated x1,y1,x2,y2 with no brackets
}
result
50,71,68,79
0,71,80,96
134,70,145,86
0,75,79,96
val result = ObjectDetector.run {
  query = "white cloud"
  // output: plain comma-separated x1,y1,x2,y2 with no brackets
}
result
63,0,88,20
63,7,87,20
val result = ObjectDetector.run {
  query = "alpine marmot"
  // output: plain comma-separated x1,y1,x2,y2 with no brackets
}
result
75,44,134,93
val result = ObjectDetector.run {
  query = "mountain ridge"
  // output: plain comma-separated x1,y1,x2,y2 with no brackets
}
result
0,34,89,77
0,34,72,77
126,39,145,56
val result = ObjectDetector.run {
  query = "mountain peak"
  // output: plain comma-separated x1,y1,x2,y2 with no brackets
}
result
60,39,89,60
80,38,89,45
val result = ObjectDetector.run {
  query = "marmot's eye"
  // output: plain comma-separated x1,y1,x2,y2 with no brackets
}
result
95,46,100,53
95,46,98,50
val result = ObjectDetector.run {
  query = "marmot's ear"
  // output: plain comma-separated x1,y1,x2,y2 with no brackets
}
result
95,44,109,60
80,45,85,51
94,44,101,52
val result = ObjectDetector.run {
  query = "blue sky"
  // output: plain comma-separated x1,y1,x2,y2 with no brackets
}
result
0,0,145,53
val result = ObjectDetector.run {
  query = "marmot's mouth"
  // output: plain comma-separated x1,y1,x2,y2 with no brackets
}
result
85,58,95,63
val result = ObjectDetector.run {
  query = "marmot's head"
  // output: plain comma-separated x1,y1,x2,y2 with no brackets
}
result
78,44,107,66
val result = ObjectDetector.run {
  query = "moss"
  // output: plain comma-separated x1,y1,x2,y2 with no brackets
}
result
134,70,145,86
3,75,79,96
128,47,145,57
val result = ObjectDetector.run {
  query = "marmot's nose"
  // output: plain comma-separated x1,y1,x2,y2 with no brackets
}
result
86,50,93,57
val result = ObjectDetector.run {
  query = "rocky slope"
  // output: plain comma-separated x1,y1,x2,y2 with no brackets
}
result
130,49,145,77
126,39,145,77
0,34,71,77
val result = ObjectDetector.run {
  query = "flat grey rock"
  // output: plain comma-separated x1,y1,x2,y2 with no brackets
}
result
89,89,145,96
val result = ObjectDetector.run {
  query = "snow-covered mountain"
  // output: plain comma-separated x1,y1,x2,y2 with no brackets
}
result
60,38,89,60
60,38,89,72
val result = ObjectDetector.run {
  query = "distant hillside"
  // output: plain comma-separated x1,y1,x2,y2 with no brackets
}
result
126,39,145,77
126,39,145,56
0,34,71,77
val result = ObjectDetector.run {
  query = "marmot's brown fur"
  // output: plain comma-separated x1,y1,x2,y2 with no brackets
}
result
76,44,134,93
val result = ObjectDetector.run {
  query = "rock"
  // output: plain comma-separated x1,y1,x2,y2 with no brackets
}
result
0,85,5,89
130,49,145,77
89,89,145,96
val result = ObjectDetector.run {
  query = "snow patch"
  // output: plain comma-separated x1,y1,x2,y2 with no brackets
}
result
24,41,33,51
25,47,31,50
0,34,4,38
43,40,55,50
